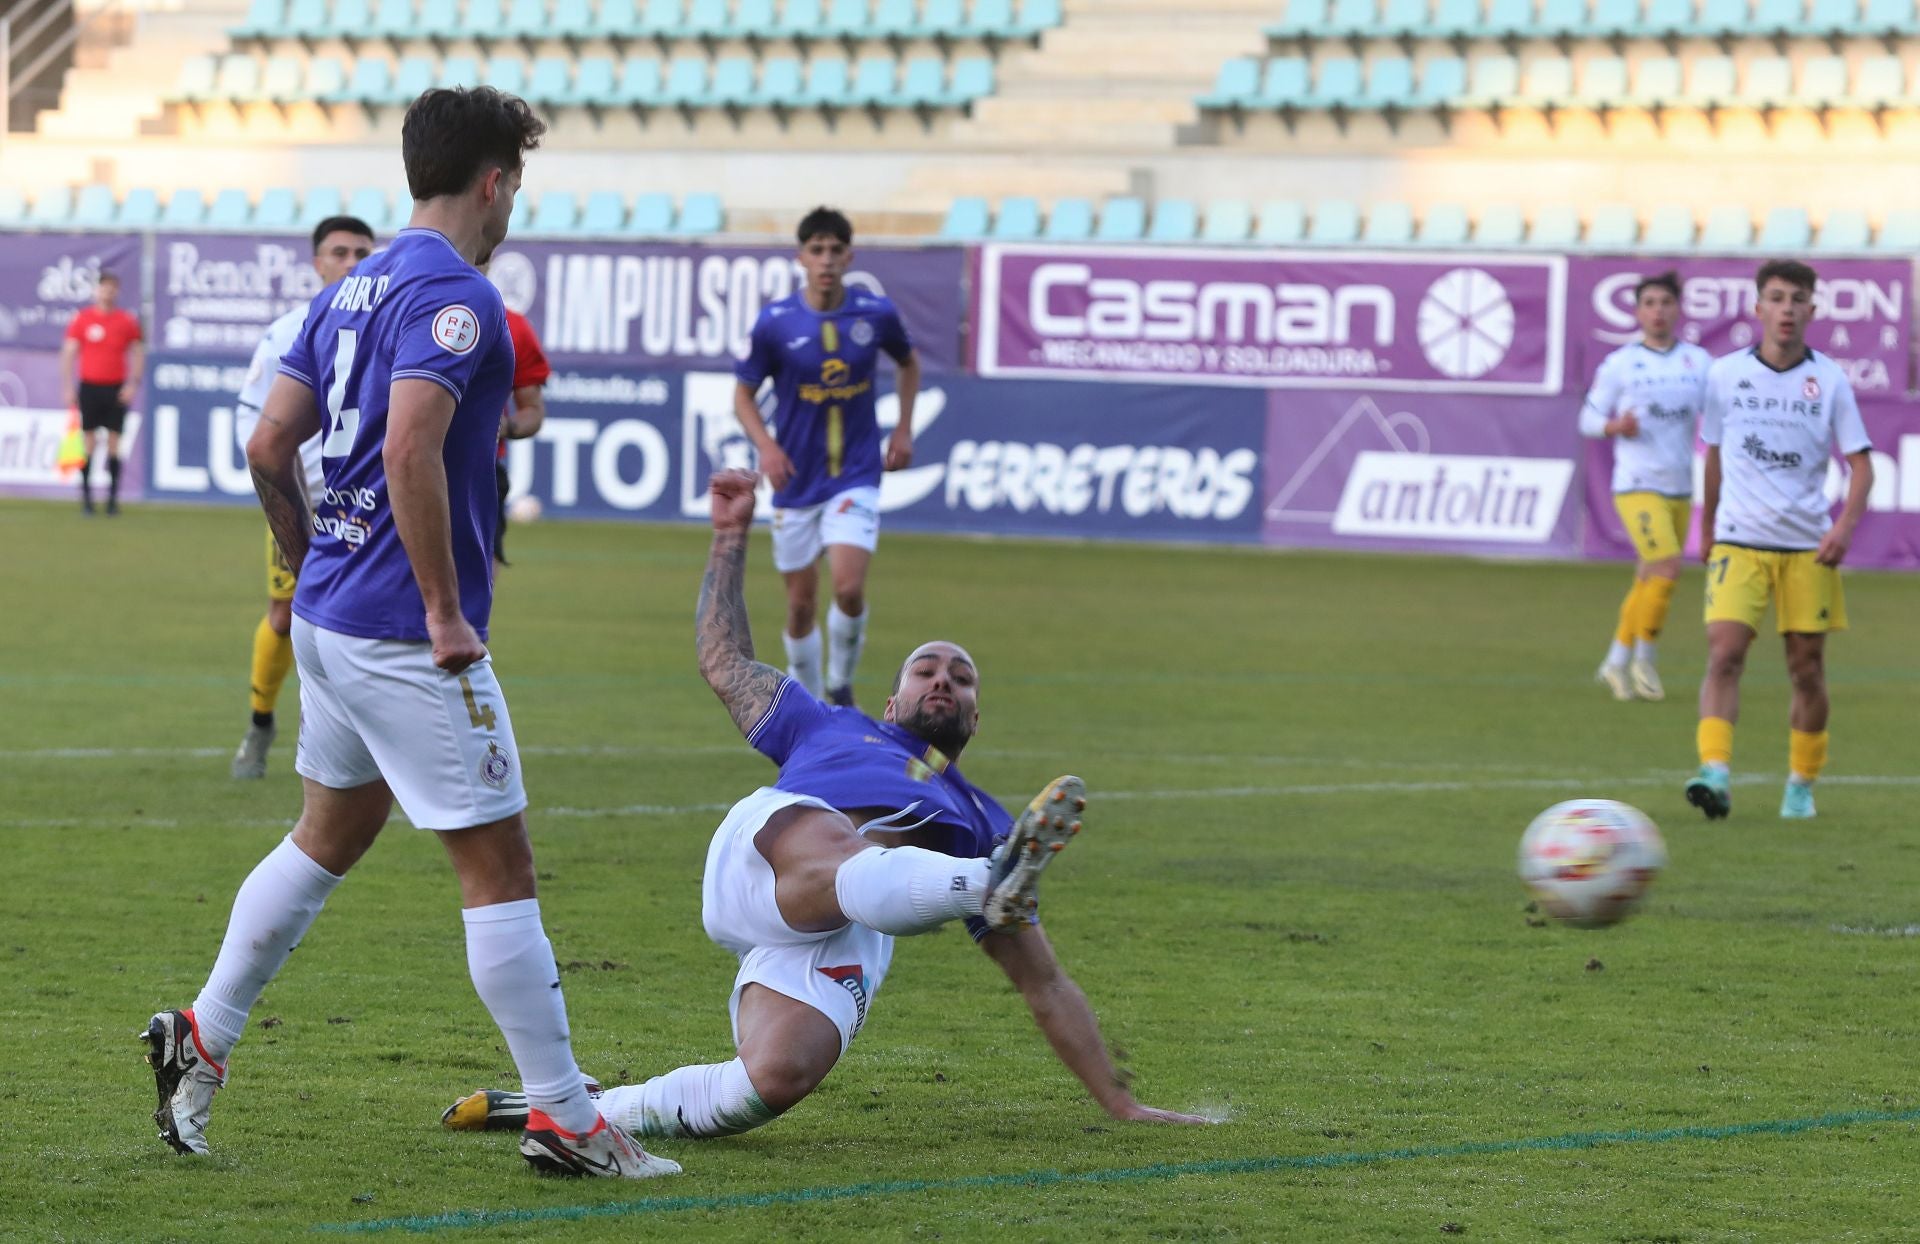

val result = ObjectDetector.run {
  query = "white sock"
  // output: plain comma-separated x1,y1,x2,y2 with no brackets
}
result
1606,639,1631,667
1789,772,1814,786
783,628,823,698
833,846,989,936
463,898,597,1134
1705,761,1730,778
597,1058,778,1139
192,835,343,1061
1633,639,1658,664
826,603,867,693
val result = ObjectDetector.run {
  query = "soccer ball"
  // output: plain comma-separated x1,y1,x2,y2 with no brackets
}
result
1517,799,1666,928
506,495,543,524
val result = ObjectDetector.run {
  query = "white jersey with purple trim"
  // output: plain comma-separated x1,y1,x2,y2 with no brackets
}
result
235,306,325,497
1701,346,1872,550
1578,339,1711,497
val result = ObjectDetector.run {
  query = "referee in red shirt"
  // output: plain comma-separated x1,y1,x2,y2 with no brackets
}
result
496,305,550,564
60,271,145,515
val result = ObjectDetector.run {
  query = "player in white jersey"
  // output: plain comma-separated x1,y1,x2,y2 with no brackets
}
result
230,216,375,779
1578,271,1711,702
1684,260,1874,822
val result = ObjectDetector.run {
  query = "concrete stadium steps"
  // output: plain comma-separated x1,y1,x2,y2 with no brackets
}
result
36,3,243,141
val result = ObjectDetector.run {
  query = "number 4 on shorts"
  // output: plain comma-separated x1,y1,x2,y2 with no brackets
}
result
459,675,497,730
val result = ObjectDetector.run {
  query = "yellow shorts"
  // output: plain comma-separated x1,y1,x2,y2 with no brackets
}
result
1703,543,1847,634
266,527,298,602
1613,492,1691,562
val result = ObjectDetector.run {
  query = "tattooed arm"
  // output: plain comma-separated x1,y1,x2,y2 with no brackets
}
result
697,470,788,737
246,373,323,571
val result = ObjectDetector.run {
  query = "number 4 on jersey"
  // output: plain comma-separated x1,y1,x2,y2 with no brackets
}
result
321,329,361,458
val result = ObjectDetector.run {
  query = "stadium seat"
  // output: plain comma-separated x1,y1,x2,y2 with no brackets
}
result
1199,198,1252,243
723,0,777,38
1268,0,1329,39
563,56,618,106
684,0,730,36
824,0,869,37
1482,0,1534,38
1306,58,1363,110
1686,0,1749,36
1460,56,1520,111
1758,207,1811,250
578,190,627,233
1359,58,1414,110
1307,200,1359,244
175,55,219,104
1015,0,1062,36
340,57,392,103
299,186,344,226
940,196,990,239
710,56,757,107
532,189,578,233
1799,0,1861,37
1575,57,1629,109
549,0,593,36
1146,199,1199,243
1750,0,1804,38
675,192,723,234
162,189,208,227
1096,197,1146,242
508,194,532,233
1845,56,1905,109
1416,203,1470,247
1199,58,1258,110
282,0,327,39
116,187,162,227
67,184,114,228
949,57,994,102
1526,205,1581,248
391,55,437,103
306,56,347,101
1629,57,1683,109
1683,56,1738,109
0,186,27,227
233,0,286,41
662,56,711,105
800,58,851,107
615,57,664,106
991,195,1041,239
1585,203,1639,249
261,55,305,105
1536,0,1586,35
1427,0,1482,37
1325,0,1377,39
897,56,947,107
775,0,825,37
346,187,392,231
957,0,1015,39
1043,198,1094,241
255,187,300,228
849,56,899,107
1259,57,1311,109
214,54,263,105
1698,205,1754,250
1742,56,1794,109
485,55,528,96
26,186,72,226
1362,201,1414,246
370,0,419,41
1811,209,1869,252
628,192,674,234
1412,57,1466,109
462,0,506,39
868,0,916,35
503,0,548,39
754,57,805,107
1474,204,1526,247
528,57,574,105
1874,208,1920,251
1587,0,1646,39
416,0,462,38
1797,55,1847,108
1254,200,1306,244
1518,57,1575,110
1642,0,1694,39
1641,204,1697,249
439,55,480,87
1862,0,1920,36
208,189,254,227
1377,0,1431,39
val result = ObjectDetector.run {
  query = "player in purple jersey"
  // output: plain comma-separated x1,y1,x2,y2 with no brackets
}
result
439,469,1210,1140
139,87,678,1181
733,207,921,709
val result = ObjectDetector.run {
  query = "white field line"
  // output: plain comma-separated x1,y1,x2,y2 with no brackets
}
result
11,773,1916,831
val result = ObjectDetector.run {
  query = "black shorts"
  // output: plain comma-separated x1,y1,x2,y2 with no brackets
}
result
78,383,127,433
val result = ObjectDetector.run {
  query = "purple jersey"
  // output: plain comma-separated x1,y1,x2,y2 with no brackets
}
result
734,288,912,509
280,229,511,642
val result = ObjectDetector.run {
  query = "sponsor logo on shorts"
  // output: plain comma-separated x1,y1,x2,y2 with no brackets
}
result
432,305,481,354
480,741,513,789
817,964,870,1037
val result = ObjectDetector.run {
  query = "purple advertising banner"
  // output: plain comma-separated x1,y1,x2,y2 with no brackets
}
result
153,232,333,356
1582,398,1920,571
0,232,144,352
1262,389,1582,558
0,345,146,501
483,240,965,374
974,244,1567,394
1566,257,1911,396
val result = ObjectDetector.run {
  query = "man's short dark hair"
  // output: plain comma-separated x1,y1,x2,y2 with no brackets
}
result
97,270,120,286
1633,270,1680,303
796,206,852,246
1755,259,1817,294
402,87,545,201
311,215,375,252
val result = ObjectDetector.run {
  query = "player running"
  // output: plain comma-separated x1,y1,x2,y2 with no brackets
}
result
1685,260,1874,822
733,207,921,709
439,469,1209,1141
231,215,377,780
140,87,678,1180
1579,271,1711,702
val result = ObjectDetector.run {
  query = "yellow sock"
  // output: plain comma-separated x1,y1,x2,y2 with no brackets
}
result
1614,580,1643,646
1789,730,1829,783
1698,717,1734,767
1637,575,1676,642
249,617,294,716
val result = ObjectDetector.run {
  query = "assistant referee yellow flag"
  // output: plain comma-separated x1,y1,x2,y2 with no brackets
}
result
56,409,87,474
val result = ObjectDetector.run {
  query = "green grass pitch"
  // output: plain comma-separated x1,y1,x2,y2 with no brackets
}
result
3,497,1917,1242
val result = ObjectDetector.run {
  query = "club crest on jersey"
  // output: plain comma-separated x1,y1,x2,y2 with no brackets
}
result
1802,377,1820,400
850,319,874,347
432,305,481,354
480,741,513,789
817,964,870,1036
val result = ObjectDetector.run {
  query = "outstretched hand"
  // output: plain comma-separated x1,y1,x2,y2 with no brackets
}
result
710,469,760,533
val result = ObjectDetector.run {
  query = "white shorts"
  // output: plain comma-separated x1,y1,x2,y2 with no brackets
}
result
290,616,528,830
770,485,881,575
703,786,895,1054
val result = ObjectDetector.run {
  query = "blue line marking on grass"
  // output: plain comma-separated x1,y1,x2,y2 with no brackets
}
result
315,1106,1920,1235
